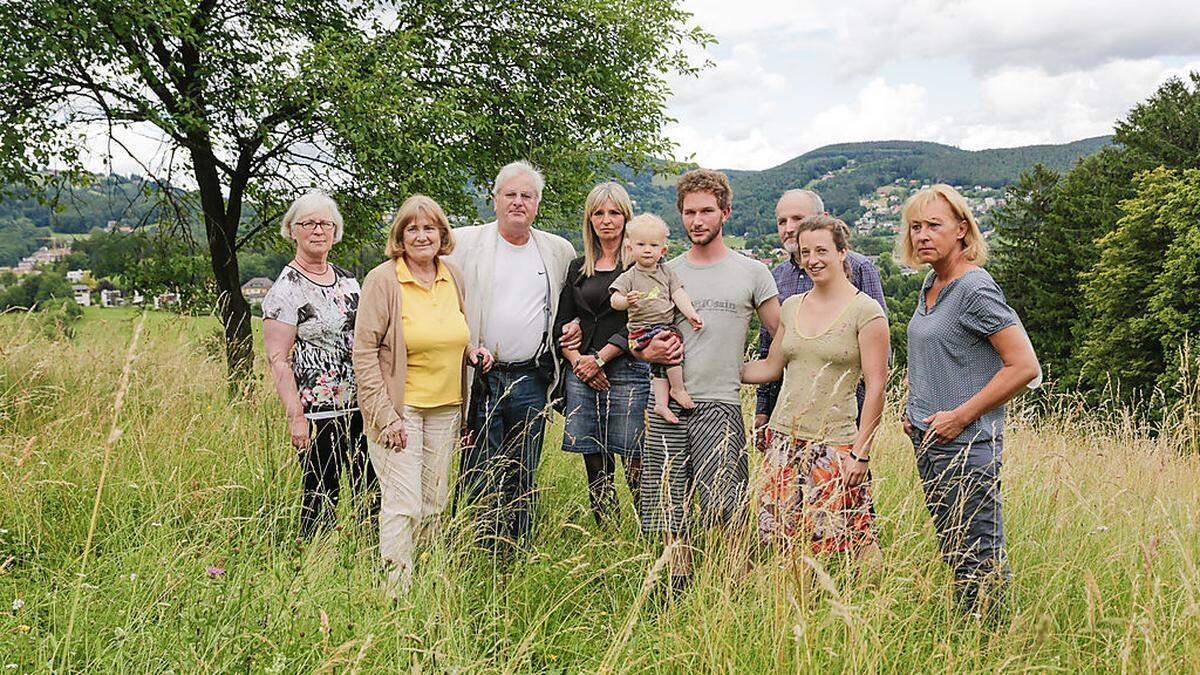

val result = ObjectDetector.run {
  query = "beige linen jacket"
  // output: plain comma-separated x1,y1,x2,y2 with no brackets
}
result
444,221,576,403
351,257,469,445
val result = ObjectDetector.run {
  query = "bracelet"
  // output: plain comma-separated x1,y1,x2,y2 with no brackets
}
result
849,450,870,463
594,354,607,368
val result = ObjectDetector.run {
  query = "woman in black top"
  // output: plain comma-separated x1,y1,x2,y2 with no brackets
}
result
554,182,649,525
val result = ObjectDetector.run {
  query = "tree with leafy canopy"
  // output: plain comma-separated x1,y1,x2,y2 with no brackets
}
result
990,164,1067,373
989,73,1200,391
0,0,709,380
1077,168,1200,411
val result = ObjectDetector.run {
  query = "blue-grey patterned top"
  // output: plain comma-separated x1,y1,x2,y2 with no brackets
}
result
906,267,1019,443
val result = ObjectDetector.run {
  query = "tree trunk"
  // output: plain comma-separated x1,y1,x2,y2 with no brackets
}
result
192,150,255,383
209,231,254,382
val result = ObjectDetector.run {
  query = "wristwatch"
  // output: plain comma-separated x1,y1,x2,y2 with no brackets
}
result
593,353,607,369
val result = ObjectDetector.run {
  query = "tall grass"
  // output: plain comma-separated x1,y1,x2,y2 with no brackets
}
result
1,308,1198,672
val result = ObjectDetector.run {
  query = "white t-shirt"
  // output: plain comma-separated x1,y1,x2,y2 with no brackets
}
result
484,235,549,362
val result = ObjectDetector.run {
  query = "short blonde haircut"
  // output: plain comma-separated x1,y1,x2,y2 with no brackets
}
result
898,184,988,267
581,182,633,277
280,191,344,244
626,213,670,242
385,194,455,260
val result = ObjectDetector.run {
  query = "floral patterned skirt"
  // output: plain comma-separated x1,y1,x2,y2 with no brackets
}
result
758,431,876,553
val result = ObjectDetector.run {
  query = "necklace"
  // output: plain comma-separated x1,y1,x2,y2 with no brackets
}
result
293,257,330,276
410,261,437,287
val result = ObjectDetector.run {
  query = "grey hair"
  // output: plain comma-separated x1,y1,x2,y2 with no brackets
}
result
780,188,825,214
279,191,344,244
492,160,545,200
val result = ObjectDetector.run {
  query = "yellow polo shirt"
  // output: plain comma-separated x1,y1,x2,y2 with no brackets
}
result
396,258,469,408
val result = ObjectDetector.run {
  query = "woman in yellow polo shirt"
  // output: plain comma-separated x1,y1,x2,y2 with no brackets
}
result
353,194,492,597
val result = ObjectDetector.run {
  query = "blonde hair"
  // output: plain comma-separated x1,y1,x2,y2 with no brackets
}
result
626,213,670,242
898,184,988,267
581,182,633,276
385,194,455,260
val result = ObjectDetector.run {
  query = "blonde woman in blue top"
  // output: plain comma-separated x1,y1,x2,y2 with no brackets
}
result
900,184,1039,616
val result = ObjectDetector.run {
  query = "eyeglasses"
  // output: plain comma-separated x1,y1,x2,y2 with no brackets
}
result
295,220,335,232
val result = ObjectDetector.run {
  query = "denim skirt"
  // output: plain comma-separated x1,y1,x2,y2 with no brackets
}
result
561,354,650,458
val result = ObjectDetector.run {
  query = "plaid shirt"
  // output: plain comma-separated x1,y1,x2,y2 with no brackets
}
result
755,250,889,416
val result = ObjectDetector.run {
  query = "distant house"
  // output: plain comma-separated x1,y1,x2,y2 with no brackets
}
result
72,284,91,307
241,277,273,302
100,289,123,307
153,292,179,310
67,269,88,282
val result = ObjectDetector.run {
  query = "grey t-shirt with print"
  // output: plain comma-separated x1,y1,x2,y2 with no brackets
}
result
262,264,361,419
666,251,778,405
905,267,1019,443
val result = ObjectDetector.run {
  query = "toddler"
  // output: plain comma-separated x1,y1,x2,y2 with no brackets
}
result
610,214,704,423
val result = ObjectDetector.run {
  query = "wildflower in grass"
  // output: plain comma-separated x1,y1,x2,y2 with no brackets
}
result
206,566,225,577
11,598,24,612
6,663,18,670
129,573,137,581
16,625,30,634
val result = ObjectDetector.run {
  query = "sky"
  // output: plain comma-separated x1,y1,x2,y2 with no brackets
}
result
81,1,1200,177
666,0,1200,170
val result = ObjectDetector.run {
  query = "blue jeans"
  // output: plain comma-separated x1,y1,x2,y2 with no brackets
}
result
461,365,550,546
561,355,649,458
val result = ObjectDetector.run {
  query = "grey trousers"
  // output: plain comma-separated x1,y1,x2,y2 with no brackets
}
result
909,425,1009,608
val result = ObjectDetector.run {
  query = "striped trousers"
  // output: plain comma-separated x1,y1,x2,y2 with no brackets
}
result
639,401,748,535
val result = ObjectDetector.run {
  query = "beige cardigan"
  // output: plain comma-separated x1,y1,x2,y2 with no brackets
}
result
352,257,469,445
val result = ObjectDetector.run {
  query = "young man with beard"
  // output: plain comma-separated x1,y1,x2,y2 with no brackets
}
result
635,169,780,590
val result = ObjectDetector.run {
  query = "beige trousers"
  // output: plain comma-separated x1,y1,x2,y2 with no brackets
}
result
367,404,461,595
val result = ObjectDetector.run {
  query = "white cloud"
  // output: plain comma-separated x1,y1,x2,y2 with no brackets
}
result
800,78,947,149
833,0,1200,76
958,58,1200,148
679,0,1200,76
668,0,1200,169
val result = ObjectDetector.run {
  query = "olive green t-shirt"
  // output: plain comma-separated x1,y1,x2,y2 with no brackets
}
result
768,291,887,444
609,263,682,330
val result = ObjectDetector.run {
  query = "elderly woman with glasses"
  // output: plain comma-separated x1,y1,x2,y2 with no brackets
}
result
263,191,377,538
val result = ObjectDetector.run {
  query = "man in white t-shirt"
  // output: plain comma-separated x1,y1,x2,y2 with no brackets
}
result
446,160,575,547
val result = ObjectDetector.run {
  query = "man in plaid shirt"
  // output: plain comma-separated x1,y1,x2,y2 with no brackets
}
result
753,189,889,447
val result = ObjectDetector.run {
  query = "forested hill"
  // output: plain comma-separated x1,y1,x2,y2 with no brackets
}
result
624,136,1112,236
1,136,1110,266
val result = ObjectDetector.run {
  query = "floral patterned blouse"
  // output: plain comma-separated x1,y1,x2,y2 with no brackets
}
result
262,264,361,419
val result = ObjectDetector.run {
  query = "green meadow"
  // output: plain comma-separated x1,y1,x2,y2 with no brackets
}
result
1,308,1198,672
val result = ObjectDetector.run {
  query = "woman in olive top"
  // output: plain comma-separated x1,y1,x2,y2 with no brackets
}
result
900,184,1039,615
741,215,890,559
353,194,493,596
553,182,650,524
